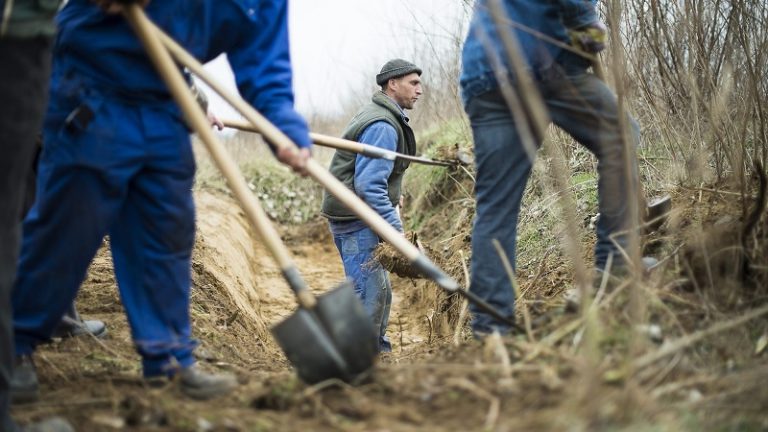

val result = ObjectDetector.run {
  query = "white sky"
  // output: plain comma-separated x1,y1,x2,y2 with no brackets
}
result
198,0,469,121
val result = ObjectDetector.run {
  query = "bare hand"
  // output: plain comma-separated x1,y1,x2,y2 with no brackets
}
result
92,0,150,14
277,147,311,177
396,194,404,218
207,112,224,131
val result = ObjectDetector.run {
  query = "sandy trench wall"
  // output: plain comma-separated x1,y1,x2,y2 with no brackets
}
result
192,190,275,342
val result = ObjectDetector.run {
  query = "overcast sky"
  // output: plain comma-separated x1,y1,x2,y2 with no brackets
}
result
199,0,470,121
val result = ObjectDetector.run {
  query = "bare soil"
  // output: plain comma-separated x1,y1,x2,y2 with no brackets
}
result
10,187,768,431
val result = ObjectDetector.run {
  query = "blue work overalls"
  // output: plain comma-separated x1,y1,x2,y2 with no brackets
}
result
12,0,311,377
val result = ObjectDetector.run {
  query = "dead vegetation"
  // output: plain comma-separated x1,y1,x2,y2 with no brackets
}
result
11,1,768,431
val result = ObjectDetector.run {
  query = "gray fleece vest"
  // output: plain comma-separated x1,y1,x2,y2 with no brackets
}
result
321,91,416,221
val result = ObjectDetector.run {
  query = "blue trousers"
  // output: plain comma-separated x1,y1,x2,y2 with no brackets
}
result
465,68,640,335
332,226,392,352
13,87,198,377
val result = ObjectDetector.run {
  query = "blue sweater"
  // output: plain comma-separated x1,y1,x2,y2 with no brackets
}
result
355,122,402,231
329,120,403,235
460,0,598,103
51,0,310,148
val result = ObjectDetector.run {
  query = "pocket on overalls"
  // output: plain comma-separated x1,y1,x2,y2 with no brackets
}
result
43,85,112,167
44,72,105,139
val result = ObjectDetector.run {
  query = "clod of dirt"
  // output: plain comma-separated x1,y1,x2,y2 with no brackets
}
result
397,408,425,425
121,394,168,427
373,231,434,279
318,388,374,421
434,142,474,166
250,379,300,411
251,391,294,411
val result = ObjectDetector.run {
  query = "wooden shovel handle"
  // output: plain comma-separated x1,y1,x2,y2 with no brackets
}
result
144,15,517,328
222,119,456,167
148,22,421,262
310,133,457,167
591,58,606,82
222,119,367,155
122,5,316,309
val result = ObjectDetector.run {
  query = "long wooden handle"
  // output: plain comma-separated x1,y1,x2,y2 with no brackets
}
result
311,133,457,167
591,58,606,82
146,17,517,327
149,22,420,261
222,119,456,168
222,119,369,155
123,5,316,308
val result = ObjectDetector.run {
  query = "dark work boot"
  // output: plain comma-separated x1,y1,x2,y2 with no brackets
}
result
51,304,107,339
177,366,237,400
10,355,39,404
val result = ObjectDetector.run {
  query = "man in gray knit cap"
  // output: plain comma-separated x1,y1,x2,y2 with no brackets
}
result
321,59,422,352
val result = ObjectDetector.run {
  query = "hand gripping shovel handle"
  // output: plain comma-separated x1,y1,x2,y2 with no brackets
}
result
146,18,517,330
122,5,317,310
222,119,457,168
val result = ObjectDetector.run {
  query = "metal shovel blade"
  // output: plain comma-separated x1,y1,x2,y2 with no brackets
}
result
271,281,378,384
313,281,379,379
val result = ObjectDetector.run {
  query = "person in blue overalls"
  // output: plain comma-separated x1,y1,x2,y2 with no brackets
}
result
10,0,312,402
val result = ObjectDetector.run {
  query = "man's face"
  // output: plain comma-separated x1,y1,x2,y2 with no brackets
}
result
388,73,422,110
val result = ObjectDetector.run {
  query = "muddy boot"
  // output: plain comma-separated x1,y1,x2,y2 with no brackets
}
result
23,417,74,432
10,355,39,404
177,366,237,400
51,304,107,339
644,194,672,233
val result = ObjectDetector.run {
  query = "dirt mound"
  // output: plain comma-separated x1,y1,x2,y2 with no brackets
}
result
281,217,332,246
669,174,768,306
13,172,768,431
193,191,272,343
69,190,281,363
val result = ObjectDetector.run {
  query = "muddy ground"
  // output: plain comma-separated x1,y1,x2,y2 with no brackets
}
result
10,187,768,431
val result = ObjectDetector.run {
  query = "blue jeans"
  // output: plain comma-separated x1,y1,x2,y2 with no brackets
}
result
465,67,639,335
332,226,392,352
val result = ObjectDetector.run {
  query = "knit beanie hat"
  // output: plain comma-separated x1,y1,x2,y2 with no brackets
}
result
376,59,422,86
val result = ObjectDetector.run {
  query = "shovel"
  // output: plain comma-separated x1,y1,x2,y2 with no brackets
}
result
144,16,521,331
221,118,463,168
123,5,377,384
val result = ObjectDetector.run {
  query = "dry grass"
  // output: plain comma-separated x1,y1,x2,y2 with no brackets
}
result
391,1,768,430
56,2,766,429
